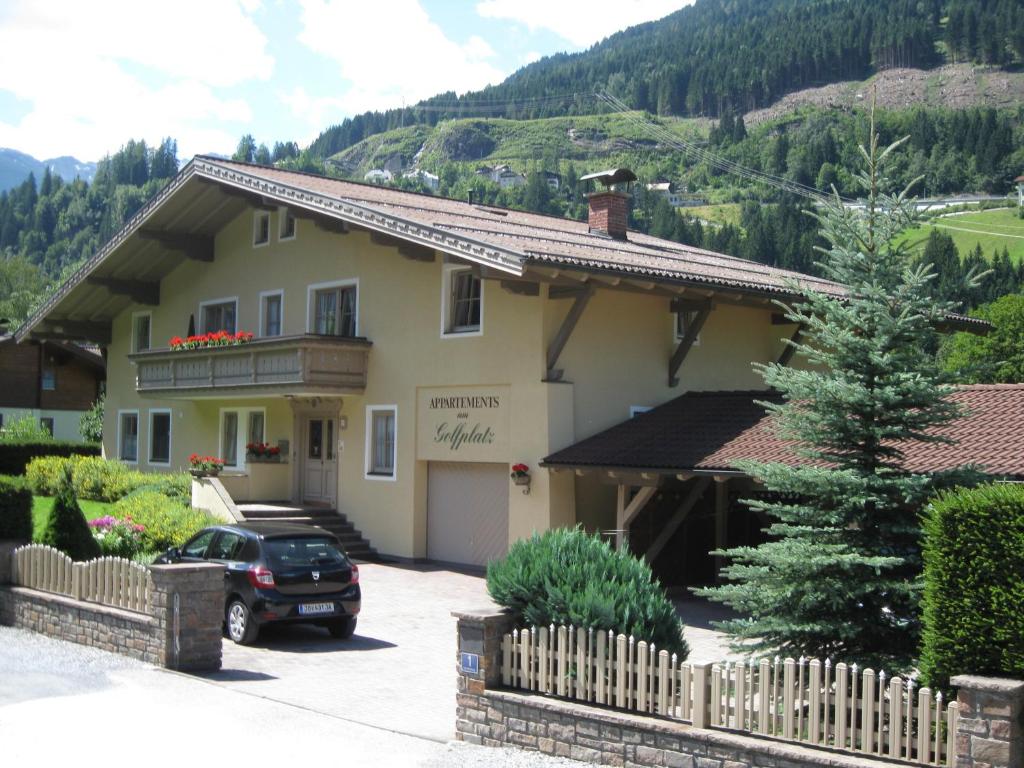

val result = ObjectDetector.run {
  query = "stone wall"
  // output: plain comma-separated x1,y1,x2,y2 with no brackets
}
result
454,610,1024,768
0,541,224,671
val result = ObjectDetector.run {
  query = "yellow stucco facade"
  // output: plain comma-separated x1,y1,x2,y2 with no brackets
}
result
103,205,795,560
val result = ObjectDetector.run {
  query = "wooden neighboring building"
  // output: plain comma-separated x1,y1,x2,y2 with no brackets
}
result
0,333,105,441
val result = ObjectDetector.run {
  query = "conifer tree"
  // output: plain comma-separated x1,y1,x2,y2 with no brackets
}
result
697,116,981,671
40,466,100,561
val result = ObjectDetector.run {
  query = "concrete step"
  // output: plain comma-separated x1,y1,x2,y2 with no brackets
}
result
237,505,380,561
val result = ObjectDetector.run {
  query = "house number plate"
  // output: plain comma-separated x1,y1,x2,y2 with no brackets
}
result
460,652,479,675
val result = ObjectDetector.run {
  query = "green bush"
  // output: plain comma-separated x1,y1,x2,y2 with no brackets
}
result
487,527,688,658
25,455,189,502
0,474,32,541
39,466,101,561
113,492,214,553
920,484,1024,691
0,441,100,475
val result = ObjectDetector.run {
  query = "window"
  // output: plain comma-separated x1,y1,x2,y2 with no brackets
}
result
260,291,283,337
675,310,701,345
41,365,56,391
200,298,238,334
182,530,217,559
209,531,246,561
279,208,296,241
253,211,270,246
132,312,151,353
309,281,357,337
118,411,139,463
365,406,396,480
442,265,482,336
220,407,266,468
149,410,171,465
39,417,54,436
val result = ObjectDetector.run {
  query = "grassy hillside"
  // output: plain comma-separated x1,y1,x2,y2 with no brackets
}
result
900,207,1024,262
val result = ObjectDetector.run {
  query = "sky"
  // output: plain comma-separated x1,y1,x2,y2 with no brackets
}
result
0,0,689,163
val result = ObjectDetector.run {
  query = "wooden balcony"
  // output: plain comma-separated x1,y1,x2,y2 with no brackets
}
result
129,334,371,397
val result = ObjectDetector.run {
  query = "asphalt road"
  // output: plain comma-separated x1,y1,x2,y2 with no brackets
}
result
0,627,588,768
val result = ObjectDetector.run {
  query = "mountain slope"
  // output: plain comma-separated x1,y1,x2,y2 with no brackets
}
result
0,148,96,193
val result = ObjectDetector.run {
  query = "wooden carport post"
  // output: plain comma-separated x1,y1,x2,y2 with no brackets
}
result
713,477,729,582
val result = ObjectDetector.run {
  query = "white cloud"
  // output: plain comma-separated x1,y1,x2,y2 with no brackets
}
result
297,0,507,117
0,0,273,160
476,0,690,47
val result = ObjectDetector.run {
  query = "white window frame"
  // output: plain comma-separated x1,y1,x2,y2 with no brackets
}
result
117,409,140,465
440,263,483,338
674,309,701,346
131,310,152,353
306,278,359,337
219,407,266,470
253,211,271,247
198,296,239,335
364,405,397,482
148,408,172,467
258,289,285,338
629,405,652,418
278,207,297,242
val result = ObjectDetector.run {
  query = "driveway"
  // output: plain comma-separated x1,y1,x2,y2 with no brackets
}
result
202,562,734,742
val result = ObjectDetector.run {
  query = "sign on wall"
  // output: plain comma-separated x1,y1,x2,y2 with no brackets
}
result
416,385,510,463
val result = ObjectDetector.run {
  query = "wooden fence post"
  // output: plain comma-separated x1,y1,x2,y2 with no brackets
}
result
692,662,713,729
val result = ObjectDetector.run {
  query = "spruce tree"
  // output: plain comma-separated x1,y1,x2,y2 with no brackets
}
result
40,466,100,561
696,116,980,671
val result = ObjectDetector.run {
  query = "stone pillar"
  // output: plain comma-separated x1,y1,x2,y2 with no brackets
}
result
0,540,24,585
952,675,1024,768
453,608,515,693
149,563,225,672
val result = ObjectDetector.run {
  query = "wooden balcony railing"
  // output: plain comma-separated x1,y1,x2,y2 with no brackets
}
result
129,334,371,396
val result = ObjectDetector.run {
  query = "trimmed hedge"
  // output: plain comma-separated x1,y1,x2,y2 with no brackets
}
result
113,492,215,553
487,527,689,658
0,441,100,475
26,455,189,503
0,474,32,541
920,483,1024,690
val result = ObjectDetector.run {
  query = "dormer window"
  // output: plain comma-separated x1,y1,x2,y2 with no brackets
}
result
253,211,270,246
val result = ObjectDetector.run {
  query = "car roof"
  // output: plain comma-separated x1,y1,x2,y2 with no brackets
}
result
218,522,337,540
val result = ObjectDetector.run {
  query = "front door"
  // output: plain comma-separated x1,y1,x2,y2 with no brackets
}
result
303,417,337,505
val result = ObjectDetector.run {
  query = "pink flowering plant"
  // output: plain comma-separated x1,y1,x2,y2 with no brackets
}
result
89,515,146,558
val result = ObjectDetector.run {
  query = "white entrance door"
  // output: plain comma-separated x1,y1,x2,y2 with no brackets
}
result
303,417,337,505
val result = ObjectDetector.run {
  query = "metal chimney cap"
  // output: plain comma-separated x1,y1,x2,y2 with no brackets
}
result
579,168,638,187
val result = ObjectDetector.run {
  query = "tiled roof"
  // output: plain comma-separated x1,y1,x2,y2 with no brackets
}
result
205,158,846,300
542,385,1024,479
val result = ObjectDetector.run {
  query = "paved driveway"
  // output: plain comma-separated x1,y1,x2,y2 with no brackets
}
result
201,562,734,743
203,562,495,742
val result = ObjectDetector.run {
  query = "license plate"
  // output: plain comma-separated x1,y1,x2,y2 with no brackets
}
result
298,602,334,615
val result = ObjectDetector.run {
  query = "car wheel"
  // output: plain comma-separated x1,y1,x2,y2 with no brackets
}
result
327,616,356,639
226,599,259,645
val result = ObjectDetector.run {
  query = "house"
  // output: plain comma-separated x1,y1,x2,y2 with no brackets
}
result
363,169,393,184
490,164,526,189
1015,174,1024,207
0,333,104,441
15,160,992,578
645,180,706,209
543,171,561,191
402,169,440,191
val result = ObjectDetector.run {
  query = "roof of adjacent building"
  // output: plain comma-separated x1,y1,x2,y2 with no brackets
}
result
15,157,986,343
542,385,1024,480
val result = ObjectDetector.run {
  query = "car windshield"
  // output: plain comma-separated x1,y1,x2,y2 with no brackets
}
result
264,537,347,569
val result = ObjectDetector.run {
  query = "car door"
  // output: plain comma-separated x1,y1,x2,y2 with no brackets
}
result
207,530,251,596
178,529,218,563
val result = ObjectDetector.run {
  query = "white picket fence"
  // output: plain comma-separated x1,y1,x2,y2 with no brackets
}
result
11,544,151,614
501,625,959,767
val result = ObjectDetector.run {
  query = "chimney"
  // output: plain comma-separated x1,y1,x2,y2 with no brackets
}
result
580,168,637,241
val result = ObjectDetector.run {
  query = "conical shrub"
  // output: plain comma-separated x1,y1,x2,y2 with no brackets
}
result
40,465,100,561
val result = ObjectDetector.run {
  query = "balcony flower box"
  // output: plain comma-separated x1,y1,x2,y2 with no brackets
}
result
246,442,283,463
169,330,254,351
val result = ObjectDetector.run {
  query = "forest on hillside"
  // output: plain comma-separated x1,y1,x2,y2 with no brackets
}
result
307,0,1024,160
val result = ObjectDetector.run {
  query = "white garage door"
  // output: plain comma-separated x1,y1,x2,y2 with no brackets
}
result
427,462,509,567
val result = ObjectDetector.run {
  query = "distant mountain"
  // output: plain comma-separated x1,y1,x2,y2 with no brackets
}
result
0,148,96,193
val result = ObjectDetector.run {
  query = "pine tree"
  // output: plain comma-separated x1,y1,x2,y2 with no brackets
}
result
40,466,100,561
696,115,981,671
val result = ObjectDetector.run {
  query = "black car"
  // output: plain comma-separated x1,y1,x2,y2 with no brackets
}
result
156,522,361,645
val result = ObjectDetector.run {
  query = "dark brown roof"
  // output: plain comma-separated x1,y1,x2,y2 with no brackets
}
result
543,385,1024,479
